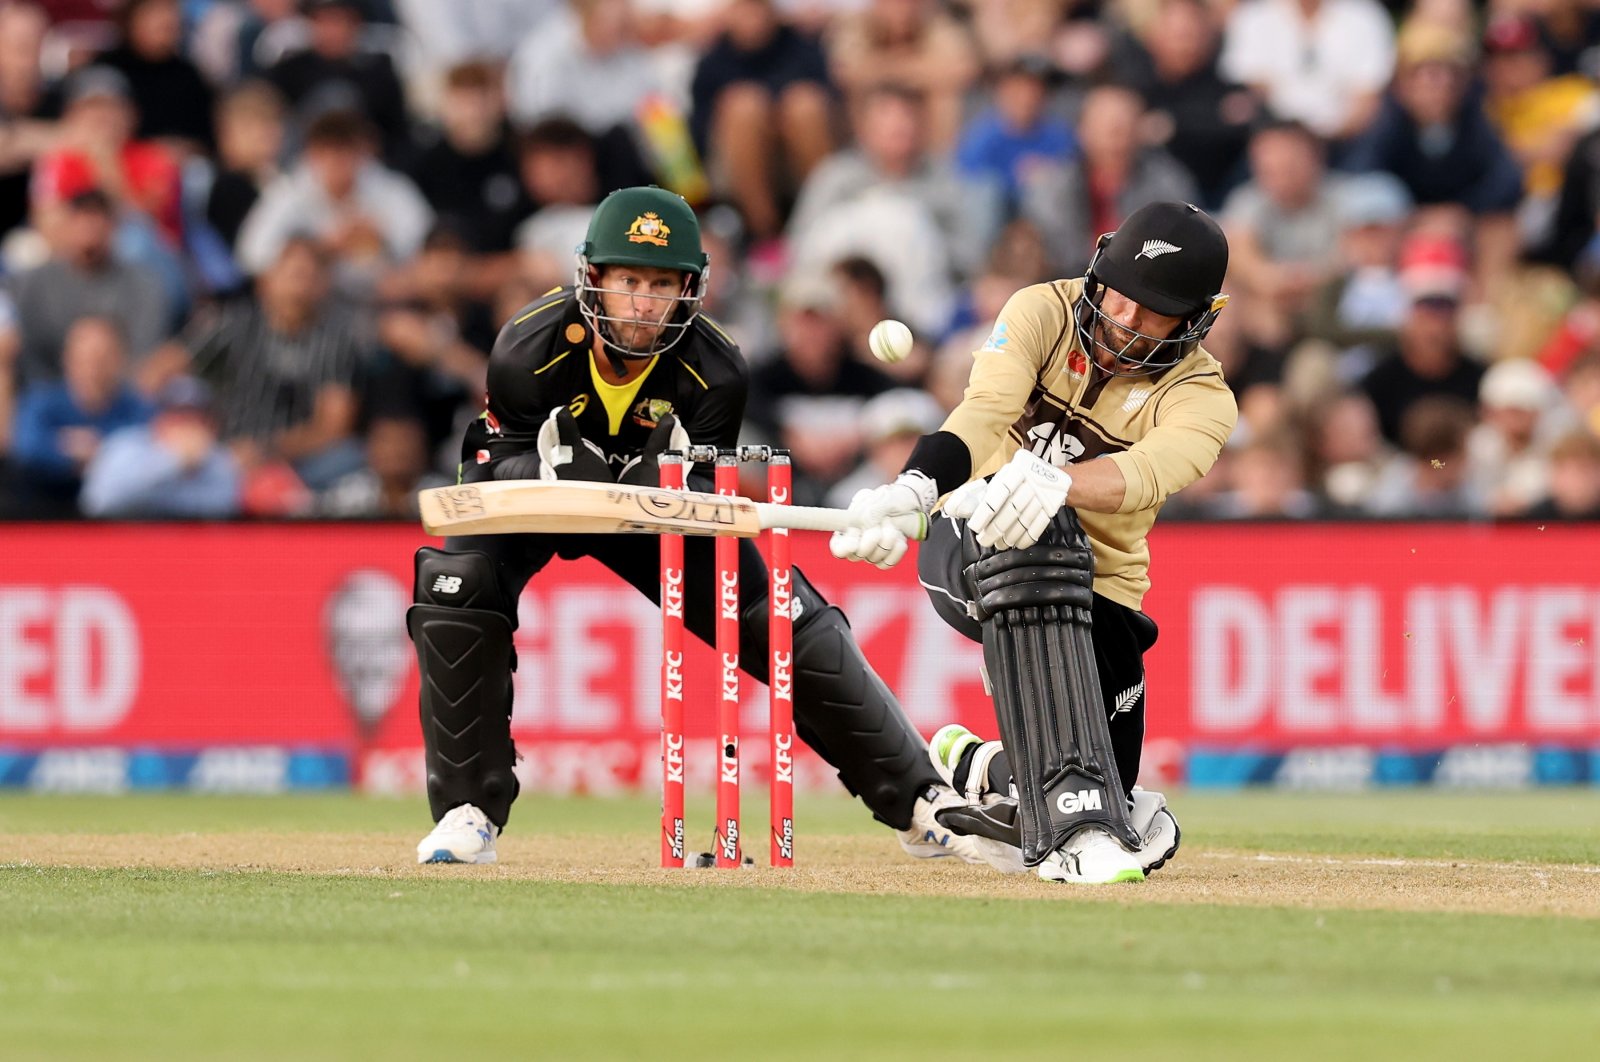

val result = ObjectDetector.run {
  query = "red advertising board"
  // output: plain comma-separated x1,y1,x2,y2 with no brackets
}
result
2,522,1597,791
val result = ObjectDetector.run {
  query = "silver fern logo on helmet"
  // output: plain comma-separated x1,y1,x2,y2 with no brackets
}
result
1135,239,1181,261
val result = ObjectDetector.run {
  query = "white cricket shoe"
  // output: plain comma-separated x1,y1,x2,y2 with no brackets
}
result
897,784,1008,866
1129,788,1180,874
416,804,499,865
1037,826,1144,885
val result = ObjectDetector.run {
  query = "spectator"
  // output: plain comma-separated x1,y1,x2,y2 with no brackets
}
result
0,2,62,239
1301,172,1412,358
317,413,449,516
1528,0,1600,77
405,60,524,255
393,0,551,111
267,0,409,160
191,0,301,85
1521,429,1600,519
1209,434,1321,518
1222,120,1348,352
1219,0,1394,141
1364,395,1482,517
80,374,241,518
1117,0,1255,208
830,254,899,373
1535,123,1600,273
691,0,833,243
747,271,895,500
179,237,368,490
827,0,979,153
32,64,184,247
1020,83,1197,276
98,0,215,154
1358,233,1485,445
368,226,492,456
955,55,1075,213
512,117,604,289
205,80,289,253
787,85,998,334
506,0,663,136
826,387,944,506
8,188,168,389
1564,354,1600,438
1466,358,1569,517
1343,20,1524,293
9,317,152,514
1305,390,1405,511
235,108,433,291
1480,14,1599,234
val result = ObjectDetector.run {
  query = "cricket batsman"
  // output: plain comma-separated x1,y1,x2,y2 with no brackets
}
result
409,185,987,865
830,201,1237,883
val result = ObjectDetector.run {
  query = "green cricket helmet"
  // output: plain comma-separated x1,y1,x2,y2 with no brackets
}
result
576,186,710,359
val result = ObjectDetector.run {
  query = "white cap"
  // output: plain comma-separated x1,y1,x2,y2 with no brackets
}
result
1479,359,1554,411
861,389,945,444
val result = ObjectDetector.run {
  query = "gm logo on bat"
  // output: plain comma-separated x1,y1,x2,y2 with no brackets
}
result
627,487,738,525
436,486,485,519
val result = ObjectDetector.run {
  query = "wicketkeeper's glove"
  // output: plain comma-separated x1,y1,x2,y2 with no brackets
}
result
617,413,691,487
534,407,614,482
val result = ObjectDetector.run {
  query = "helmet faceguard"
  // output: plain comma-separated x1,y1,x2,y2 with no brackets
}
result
575,186,710,363
575,255,709,359
1072,202,1230,377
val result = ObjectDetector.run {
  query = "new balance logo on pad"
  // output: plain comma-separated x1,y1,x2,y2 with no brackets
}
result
431,575,463,594
1135,240,1180,260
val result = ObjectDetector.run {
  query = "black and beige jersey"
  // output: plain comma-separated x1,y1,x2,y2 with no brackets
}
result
460,287,748,474
942,277,1238,609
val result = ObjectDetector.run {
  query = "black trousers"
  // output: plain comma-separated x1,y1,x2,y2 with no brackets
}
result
914,511,1158,788
445,529,779,684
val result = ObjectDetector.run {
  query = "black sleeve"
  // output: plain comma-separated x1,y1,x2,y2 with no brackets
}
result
901,430,973,497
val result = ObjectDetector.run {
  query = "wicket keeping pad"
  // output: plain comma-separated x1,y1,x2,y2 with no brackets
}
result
409,548,520,828
965,516,1140,864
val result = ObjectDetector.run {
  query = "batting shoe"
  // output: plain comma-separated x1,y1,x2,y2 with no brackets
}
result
927,723,1006,807
1130,788,1180,875
416,804,499,865
897,784,1012,866
1037,826,1144,885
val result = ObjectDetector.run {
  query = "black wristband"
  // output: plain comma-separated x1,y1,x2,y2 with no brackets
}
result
901,431,973,497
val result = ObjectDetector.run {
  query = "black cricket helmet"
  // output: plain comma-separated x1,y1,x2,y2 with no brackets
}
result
1075,201,1230,376
576,185,710,358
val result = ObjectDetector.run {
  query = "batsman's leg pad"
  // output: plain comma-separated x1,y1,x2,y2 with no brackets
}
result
409,548,520,828
742,566,939,830
967,518,1140,865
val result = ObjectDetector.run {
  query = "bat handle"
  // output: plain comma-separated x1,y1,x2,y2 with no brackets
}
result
759,505,929,541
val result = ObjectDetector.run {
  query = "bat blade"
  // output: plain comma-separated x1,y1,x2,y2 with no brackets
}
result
419,480,764,538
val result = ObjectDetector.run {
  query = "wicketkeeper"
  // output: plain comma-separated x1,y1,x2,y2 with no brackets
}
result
408,185,987,865
830,202,1238,883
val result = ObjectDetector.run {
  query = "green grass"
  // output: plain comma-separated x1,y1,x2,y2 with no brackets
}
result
2,792,1599,1060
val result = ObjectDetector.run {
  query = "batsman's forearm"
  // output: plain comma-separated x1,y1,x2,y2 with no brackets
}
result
1065,458,1126,514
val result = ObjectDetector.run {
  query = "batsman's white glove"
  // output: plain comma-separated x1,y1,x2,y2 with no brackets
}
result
939,477,989,521
967,450,1072,551
829,471,938,569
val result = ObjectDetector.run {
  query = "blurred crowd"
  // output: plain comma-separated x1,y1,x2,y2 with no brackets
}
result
1,0,1599,521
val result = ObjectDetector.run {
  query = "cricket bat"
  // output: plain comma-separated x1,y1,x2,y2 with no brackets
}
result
418,480,928,540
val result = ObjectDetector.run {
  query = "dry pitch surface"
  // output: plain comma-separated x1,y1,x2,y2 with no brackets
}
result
15,827,1600,921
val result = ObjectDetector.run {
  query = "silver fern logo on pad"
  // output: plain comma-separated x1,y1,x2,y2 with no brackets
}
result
1135,239,1181,261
